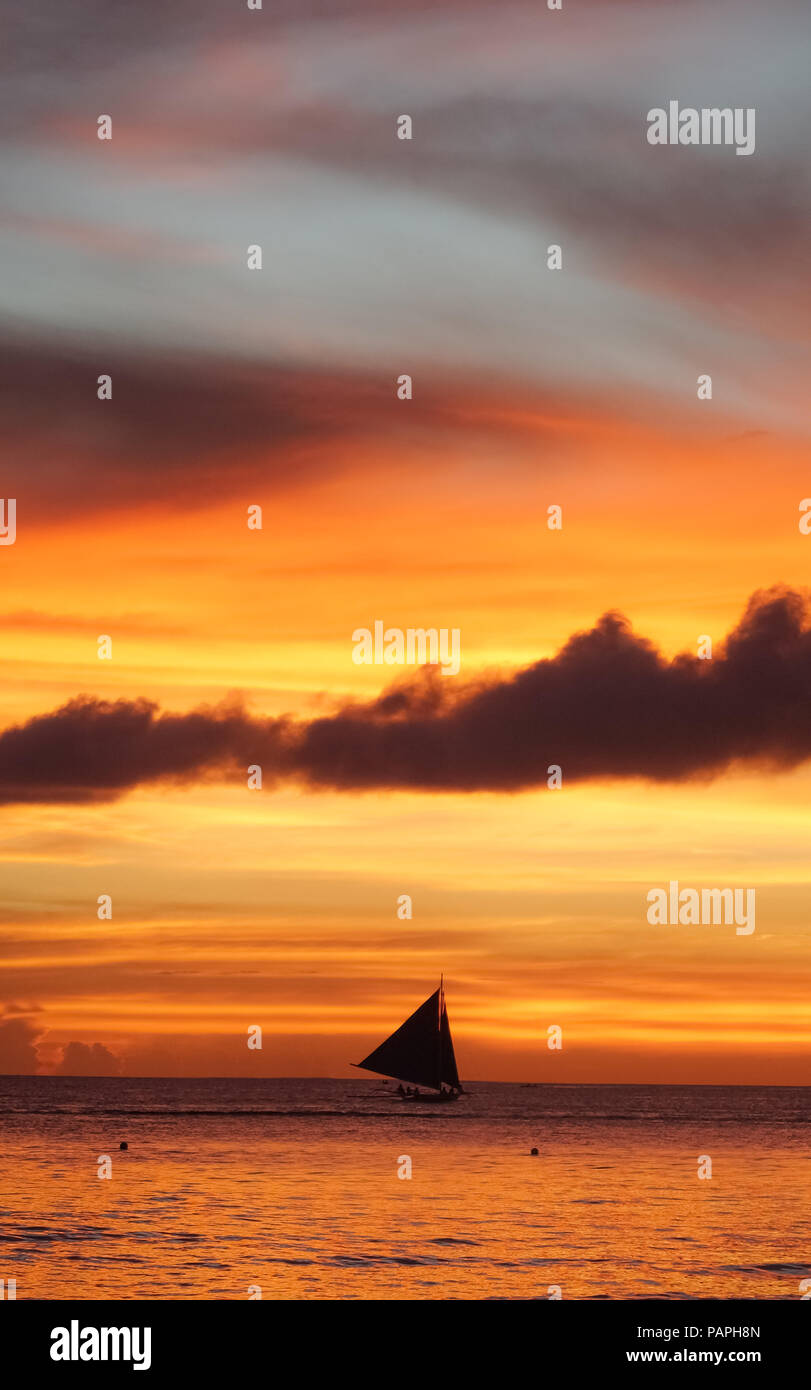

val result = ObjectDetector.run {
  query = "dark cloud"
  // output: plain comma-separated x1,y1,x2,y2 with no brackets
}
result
0,693,265,803
0,1017,42,1073
4,0,474,116
0,337,394,519
1,587,810,801
55,1041,121,1076
0,335,549,521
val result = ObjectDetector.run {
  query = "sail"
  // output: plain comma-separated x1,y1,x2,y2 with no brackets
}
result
439,1001,460,1089
356,988,442,1090
356,985,461,1091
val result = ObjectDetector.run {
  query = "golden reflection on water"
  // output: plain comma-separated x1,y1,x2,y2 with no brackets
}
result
3,1089,808,1300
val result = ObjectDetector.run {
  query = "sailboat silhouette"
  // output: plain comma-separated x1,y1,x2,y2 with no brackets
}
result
352,976,464,1102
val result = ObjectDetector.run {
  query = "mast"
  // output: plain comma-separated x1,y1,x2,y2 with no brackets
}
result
437,974,444,1090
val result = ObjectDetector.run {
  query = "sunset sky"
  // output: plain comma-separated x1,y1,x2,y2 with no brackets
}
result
1,0,810,1082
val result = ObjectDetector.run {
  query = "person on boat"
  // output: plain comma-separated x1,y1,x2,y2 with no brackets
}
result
396,1084,405,1095
414,1087,420,1097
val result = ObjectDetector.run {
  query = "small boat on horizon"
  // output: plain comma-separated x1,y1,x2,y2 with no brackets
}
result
352,976,464,1102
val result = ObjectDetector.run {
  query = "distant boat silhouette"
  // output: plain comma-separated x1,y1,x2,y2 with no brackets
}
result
352,976,464,1102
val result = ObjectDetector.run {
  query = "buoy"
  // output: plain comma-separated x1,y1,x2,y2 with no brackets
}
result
530,1147,539,1156
119,1142,128,1151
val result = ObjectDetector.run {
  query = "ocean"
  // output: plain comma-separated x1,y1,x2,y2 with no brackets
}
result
1,1078,808,1300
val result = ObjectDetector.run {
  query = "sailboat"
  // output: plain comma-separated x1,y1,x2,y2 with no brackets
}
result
353,976,464,1102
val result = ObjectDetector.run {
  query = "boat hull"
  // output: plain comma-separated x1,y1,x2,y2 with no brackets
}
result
402,1091,459,1103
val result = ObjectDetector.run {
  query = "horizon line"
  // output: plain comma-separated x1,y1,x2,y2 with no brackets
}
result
1,1075,807,1088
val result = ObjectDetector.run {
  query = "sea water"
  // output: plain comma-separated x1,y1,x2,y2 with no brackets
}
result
0,1077,808,1300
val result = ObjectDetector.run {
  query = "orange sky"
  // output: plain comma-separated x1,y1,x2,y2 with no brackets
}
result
1,0,809,1083
2,395,810,1082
